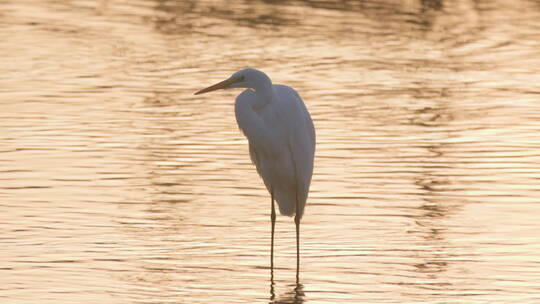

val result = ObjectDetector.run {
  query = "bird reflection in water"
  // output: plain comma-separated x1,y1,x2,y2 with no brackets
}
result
270,278,305,303
270,265,305,304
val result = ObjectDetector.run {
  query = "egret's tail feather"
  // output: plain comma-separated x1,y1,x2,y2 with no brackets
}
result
277,200,295,216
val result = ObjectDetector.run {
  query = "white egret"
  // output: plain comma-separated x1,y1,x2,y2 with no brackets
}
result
194,68,315,279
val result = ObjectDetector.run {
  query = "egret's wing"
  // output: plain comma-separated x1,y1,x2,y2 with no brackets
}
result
275,85,316,217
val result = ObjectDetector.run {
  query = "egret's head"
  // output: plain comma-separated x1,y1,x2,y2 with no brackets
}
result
194,68,271,95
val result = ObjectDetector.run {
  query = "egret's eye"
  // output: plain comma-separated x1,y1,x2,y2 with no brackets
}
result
230,75,245,85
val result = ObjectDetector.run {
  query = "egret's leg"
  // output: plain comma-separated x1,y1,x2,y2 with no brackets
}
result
294,200,300,283
271,189,276,271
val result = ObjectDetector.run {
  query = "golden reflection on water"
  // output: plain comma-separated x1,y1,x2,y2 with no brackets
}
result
1,0,540,303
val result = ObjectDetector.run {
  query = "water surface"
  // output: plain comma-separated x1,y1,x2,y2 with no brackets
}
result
2,0,540,303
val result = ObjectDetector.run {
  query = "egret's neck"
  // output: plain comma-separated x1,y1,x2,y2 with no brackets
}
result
251,82,273,110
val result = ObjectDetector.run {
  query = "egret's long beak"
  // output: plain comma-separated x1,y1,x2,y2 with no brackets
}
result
194,76,243,95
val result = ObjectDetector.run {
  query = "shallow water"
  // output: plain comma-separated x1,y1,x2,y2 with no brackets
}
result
1,0,540,303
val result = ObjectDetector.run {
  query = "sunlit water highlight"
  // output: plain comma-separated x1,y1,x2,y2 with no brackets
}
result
1,0,540,303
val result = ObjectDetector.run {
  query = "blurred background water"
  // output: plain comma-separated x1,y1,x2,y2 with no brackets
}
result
1,0,540,303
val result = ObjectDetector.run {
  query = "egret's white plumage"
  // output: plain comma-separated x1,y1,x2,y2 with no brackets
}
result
194,68,315,279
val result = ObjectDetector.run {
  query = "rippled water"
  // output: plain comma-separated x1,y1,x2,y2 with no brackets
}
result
2,0,540,303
